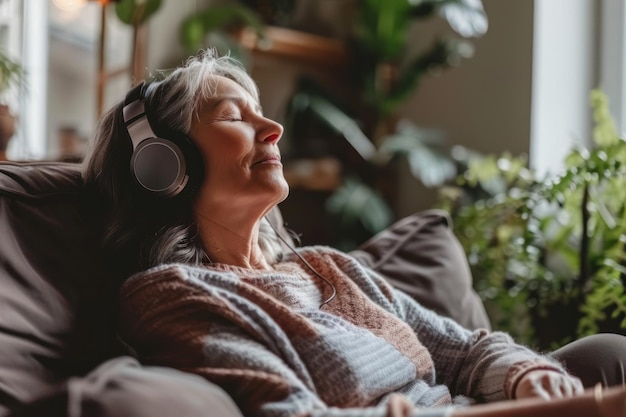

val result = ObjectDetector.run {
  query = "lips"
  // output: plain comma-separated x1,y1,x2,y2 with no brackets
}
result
252,154,281,167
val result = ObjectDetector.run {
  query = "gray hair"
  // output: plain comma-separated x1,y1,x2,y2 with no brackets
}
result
82,49,284,277
144,49,260,135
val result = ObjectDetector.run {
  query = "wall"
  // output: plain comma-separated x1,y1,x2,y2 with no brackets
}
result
147,0,214,70
395,0,598,216
395,0,536,215
600,0,626,138
400,0,535,157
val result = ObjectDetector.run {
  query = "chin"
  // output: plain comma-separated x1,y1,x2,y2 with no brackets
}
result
275,180,290,203
256,175,290,204
278,187,289,204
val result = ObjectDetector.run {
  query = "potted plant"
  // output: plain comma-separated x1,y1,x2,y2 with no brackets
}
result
283,0,488,249
114,0,163,82
179,3,265,61
0,50,25,161
437,90,626,349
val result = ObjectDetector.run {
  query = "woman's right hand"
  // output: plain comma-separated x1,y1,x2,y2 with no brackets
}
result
515,369,584,400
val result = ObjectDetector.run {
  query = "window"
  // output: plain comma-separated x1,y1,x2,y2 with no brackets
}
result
9,0,132,161
0,0,27,158
530,0,597,177
530,0,626,177
599,0,626,138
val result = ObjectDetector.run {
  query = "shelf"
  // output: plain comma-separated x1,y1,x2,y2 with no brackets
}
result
283,157,342,191
233,26,348,68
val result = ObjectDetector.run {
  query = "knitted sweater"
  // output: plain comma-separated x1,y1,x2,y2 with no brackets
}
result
118,246,566,417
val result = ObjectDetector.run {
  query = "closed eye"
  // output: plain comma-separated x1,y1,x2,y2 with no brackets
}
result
215,110,243,122
209,96,261,123
214,104,243,122
204,115,242,125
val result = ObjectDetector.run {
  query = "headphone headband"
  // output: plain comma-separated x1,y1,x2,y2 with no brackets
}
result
123,83,158,150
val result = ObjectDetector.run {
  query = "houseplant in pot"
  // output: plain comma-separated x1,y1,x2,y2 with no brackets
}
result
437,90,626,350
283,0,488,249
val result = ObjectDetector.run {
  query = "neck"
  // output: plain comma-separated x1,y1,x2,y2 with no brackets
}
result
194,206,272,270
0,151,7,161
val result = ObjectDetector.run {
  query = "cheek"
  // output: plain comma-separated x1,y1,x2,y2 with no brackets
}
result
200,147,250,187
193,126,251,158
190,127,254,183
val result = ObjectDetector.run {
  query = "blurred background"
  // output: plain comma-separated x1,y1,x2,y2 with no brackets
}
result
1,0,622,245
2,0,626,347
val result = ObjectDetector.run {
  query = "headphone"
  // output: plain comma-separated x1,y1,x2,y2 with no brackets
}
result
122,82,202,198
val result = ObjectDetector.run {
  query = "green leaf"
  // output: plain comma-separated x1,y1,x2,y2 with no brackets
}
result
438,0,489,38
590,89,619,146
326,179,393,234
299,93,377,160
115,0,162,26
384,38,473,114
407,1,437,18
407,147,457,186
382,119,446,149
357,0,411,60
564,147,588,168
379,121,456,186
179,16,205,52
0,51,25,94
179,5,265,53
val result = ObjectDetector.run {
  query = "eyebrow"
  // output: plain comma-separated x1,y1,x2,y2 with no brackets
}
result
211,95,263,114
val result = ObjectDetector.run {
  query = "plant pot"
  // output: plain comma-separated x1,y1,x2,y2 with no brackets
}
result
0,104,16,155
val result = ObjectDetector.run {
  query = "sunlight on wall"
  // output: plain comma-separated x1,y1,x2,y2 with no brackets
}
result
599,0,626,139
530,0,596,179
20,0,49,160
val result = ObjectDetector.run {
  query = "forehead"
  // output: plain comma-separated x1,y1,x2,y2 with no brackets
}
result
195,75,261,116
207,75,256,102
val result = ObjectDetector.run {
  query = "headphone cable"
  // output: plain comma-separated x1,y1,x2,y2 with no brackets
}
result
268,219,337,309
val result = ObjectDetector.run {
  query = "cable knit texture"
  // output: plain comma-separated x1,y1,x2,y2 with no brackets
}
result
118,246,566,417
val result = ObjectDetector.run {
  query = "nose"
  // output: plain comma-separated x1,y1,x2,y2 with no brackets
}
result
256,116,283,144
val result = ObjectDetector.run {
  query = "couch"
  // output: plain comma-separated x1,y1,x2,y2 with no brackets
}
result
0,161,491,416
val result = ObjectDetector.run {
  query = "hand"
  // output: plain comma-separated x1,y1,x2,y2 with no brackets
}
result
515,369,584,400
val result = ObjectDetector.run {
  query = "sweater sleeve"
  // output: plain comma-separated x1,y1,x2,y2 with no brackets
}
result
118,264,422,417
389,288,568,402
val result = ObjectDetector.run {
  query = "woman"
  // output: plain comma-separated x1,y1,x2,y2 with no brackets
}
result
83,50,618,417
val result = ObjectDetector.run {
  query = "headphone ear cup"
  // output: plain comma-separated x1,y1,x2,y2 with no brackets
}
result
164,130,204,198
131,137,188,197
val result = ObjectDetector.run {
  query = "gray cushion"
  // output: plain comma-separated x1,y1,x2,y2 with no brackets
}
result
0,162,111,413
350,209,491,330
8,357,243,417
